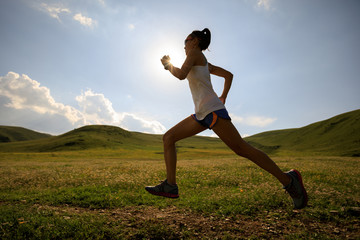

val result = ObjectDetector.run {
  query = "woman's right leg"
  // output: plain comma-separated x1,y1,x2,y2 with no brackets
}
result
212,118,291,186
212,118,308,209
163,116,207,185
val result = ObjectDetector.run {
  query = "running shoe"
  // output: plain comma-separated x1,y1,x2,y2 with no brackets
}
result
145,179,179,198
284,169,308,209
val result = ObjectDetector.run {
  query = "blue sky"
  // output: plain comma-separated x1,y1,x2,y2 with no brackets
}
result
0,0,359,137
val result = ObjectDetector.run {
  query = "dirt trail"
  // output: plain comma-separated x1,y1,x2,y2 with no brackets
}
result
32,204,360,239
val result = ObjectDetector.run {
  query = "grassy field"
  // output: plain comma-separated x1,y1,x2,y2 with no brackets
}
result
1,110,359,239
1,149,359,239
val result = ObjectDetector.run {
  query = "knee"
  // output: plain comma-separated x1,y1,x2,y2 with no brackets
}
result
225,142,245,157
238,150,252,159
231,142,254,159
163,131,176,147
234,146,249,158
236,144,264,160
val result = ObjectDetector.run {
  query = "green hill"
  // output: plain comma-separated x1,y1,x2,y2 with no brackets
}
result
0,126,51,143
0,125,225,154
0,109,359,156
0,125,155,152
245,109,360,156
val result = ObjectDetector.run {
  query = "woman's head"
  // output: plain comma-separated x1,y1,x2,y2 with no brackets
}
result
185,28,211,51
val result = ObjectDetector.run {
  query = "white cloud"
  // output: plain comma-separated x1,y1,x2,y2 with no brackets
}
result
118,112,166,134
230,113,276,127
39,3,71,21
256,0,274,11
0,72,166,135
75,90,165,134
128,24,135,30
209,133,219,138
76,89,118,124
0,72,84,125
36,3,97,28
73,13,97,28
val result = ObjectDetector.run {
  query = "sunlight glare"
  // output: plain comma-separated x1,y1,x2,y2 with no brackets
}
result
147,41,186,77
161,44,185,68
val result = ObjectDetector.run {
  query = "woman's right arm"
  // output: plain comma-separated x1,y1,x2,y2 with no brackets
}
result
162,50,196,80
208,63,233,104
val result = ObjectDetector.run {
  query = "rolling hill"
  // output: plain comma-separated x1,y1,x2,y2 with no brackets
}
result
0,109,359,156
0,125,156,152
245,109,360,156
0,125,225,154
0,126,51,143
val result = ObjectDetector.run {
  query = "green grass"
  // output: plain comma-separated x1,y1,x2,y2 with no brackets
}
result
1,151,359,239
0,110,359,238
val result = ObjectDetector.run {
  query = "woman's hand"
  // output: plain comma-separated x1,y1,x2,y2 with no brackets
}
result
162,49,196,80
219,96,226,104
161,55,171,68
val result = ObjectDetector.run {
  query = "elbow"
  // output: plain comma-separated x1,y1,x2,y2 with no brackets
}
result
173,68,189,80
177,73,187,80
227,72,233,82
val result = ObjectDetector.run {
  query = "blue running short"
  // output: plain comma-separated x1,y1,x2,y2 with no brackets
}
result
191,108,231,129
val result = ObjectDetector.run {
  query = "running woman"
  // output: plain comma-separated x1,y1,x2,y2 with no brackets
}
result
145,28,307,209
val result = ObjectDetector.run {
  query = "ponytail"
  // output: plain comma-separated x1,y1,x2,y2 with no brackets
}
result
191,28,211,50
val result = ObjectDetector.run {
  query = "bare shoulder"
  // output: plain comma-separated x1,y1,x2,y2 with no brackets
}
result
208,62,218,73
208,62,214,72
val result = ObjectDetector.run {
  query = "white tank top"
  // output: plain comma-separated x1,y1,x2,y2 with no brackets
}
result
186,63,225,120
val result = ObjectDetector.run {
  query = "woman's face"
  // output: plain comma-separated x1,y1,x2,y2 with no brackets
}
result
184,35,196,55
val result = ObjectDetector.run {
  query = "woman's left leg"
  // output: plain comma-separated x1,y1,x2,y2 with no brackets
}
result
163,116,207,185
212,118,291,186
145,116,206,198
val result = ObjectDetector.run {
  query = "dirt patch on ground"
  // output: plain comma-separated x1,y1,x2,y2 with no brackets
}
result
33,204,360,239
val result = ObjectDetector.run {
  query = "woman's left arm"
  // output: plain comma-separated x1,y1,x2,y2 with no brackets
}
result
208,63,233,104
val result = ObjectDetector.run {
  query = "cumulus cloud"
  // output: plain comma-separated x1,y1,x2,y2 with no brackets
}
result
0,72,84,126
0,72,166,135
38,3,71,21
75,90,165,134
119,113,166,134
76,90,118,124
73,13,97,27
230,113,276,127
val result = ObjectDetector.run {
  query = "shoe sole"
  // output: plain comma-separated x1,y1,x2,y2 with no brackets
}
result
145,188,179,198
291,169,308,209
